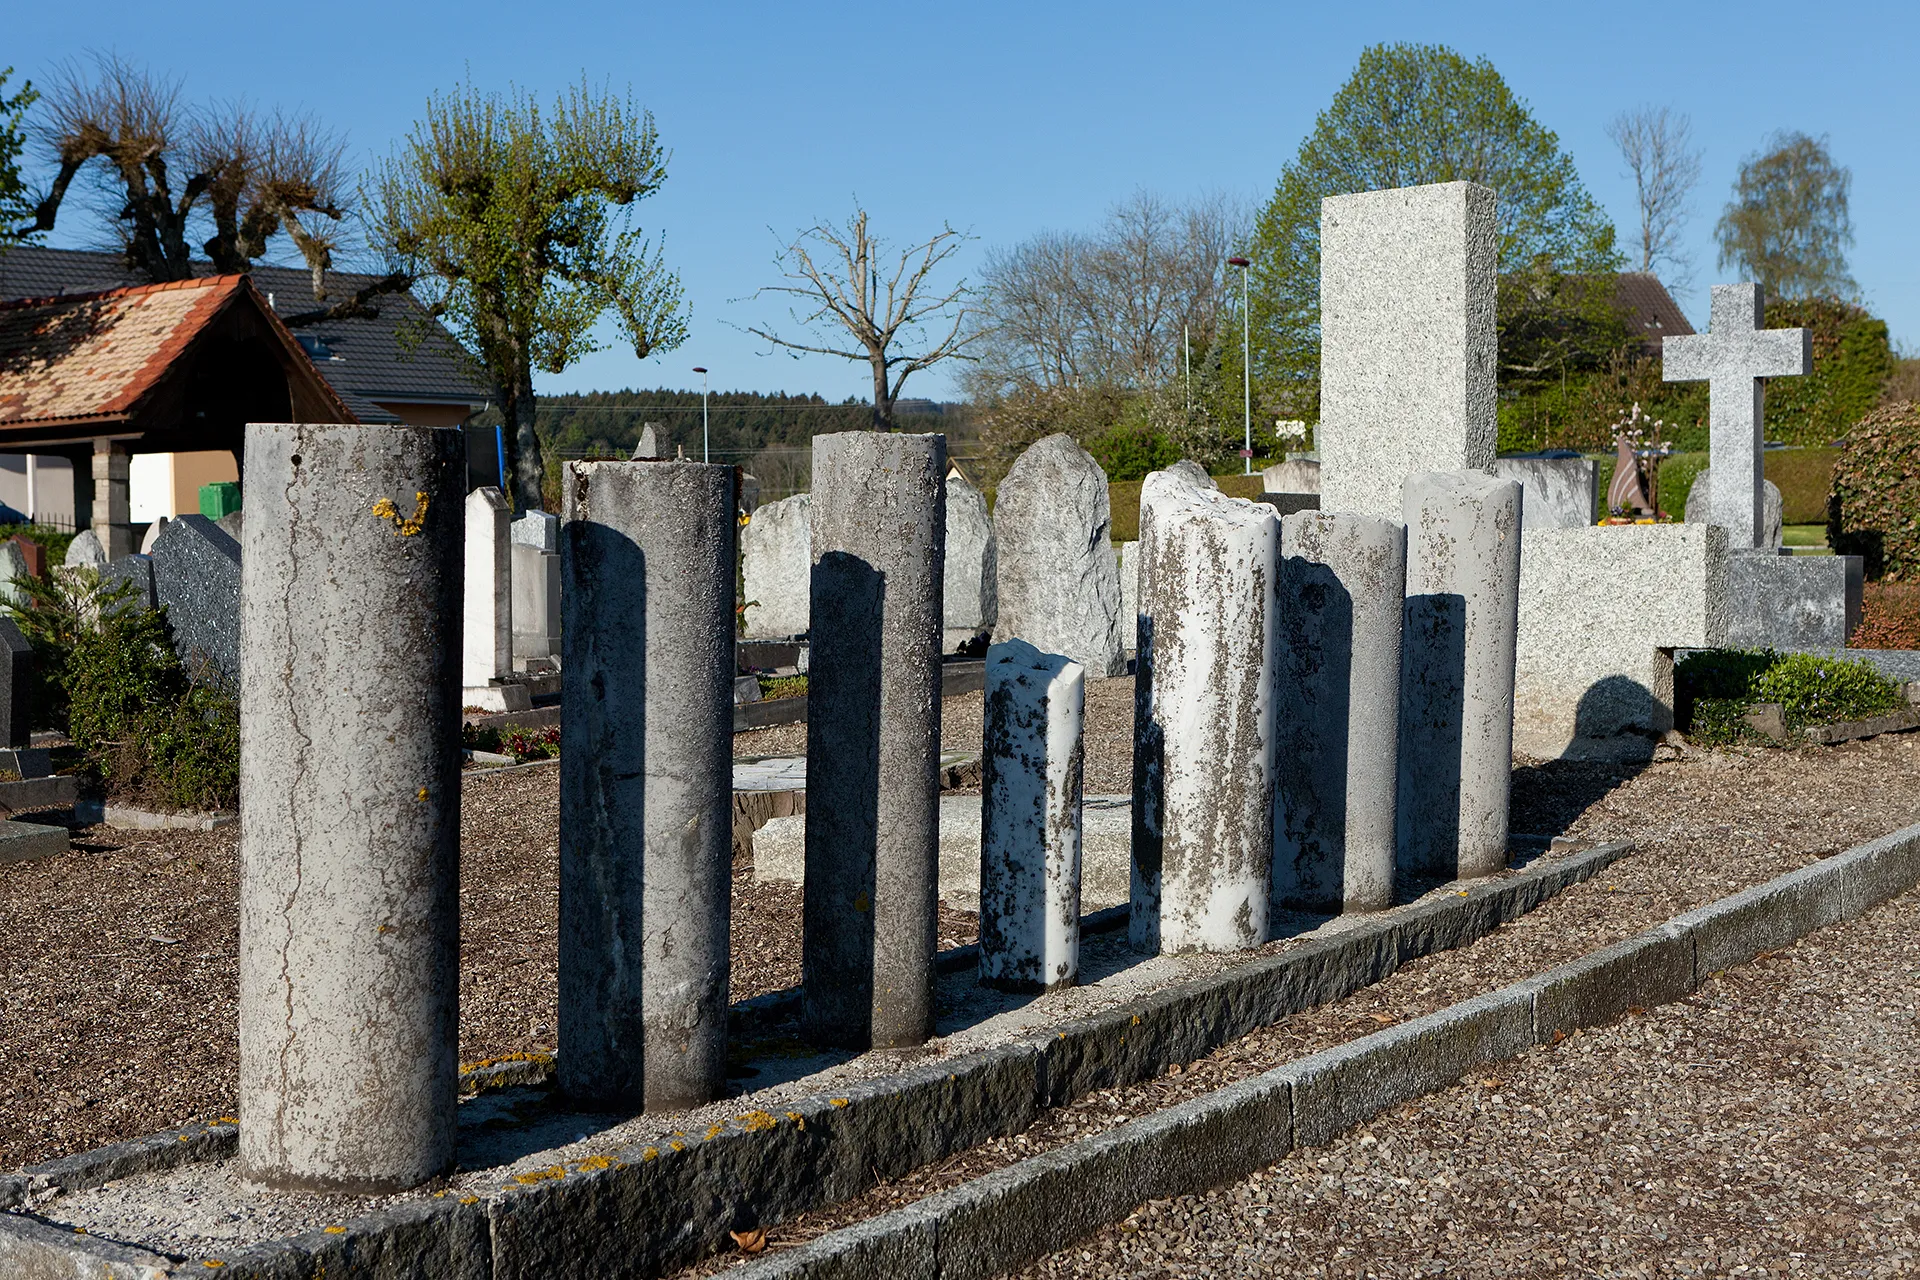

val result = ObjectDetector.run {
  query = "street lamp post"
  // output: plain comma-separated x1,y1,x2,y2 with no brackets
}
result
692,367,710,463
1227,257,1252,475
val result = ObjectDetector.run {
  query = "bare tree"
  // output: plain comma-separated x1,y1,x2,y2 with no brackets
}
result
16,54,403,323
1605,105,1703,285
746,206,976,430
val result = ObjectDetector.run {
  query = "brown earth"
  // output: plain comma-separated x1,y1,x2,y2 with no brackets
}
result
1855,580,1920,650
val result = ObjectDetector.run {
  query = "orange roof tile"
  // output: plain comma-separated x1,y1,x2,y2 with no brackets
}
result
0,275,247,426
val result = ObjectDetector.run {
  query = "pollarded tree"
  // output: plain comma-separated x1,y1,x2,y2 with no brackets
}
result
1715,131,1856,301
371,78,687,510
1245,42,1621,390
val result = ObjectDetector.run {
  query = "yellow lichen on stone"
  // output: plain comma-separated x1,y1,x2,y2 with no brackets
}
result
203,1263,225,1270
324,1226,346,1235
737,1111,778,1132
513,1164,567,1185
576,1155,614,1172
372,491,431,536
216,1117,237,1125
705,1123,726,1141
642,1147,660,1162
829,1098,850,1108
669,1141,686,1152
458,1196,479,1205
785,1111,805,1130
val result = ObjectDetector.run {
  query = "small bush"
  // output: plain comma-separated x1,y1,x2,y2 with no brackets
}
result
1854,581,1920,649
758,675,807,701
1086,422,1179,482
1830,400,1920,580
463,721,559,762
1676,647,1900,741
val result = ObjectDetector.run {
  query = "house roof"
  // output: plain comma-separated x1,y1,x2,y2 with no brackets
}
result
1613,272,1694,348
0,273,351,429
0,246,489,424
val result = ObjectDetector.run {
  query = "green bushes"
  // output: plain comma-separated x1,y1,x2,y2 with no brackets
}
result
463,721,560,761
1677,648,1901,744
11,569,239,810
1829,401,1920,580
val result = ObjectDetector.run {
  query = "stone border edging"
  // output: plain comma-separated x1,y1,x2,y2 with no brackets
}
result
732,821,1920,1280
0,844,1630,1278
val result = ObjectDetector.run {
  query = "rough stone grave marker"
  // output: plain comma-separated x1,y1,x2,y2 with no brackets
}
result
63,529,107,569
993,434,1126,678
741,493,811,639
149,515,241,687
1491,455,1598,529
943,470,997,652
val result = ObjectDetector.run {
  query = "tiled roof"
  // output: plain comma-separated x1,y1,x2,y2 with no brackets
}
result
1613,272,1694,347
0,275,242,425
0,246,489,417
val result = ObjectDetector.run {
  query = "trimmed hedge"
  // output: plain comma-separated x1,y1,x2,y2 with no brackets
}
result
1830,401,1920,580
1107,473,1265,543
1589,446,1836,524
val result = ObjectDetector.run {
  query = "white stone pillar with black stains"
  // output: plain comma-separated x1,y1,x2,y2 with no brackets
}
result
802,431,946,1049
558,461,737,1111
237,422,465,1193
1130,474,1279,954
1273,511,1406,915
979,638,1085,991
1398,470,1523,882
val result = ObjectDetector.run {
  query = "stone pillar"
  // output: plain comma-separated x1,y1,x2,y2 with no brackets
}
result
1130,475,1278,954
979,638,1085,991
1274,512,1406,915
1398,470,1522,882
463,488,512,689
992,434,1126,677
942,470,997,653
559,462,735,1111
237,422,464,1193
90,440,132,560
802,431,945,1049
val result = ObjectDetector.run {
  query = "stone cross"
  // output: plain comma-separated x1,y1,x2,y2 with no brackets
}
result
1662,284,1810,550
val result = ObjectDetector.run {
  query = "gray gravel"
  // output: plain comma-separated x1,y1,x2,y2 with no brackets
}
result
1019,884,1920,1279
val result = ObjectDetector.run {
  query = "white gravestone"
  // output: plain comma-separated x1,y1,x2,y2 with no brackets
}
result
1661,284,1810,550
1318,182,1497,520
1491,456,1598,530
463,488,518,707
511,510,560,665
943,471,997,652
741,493,811,639
978,639,1086,991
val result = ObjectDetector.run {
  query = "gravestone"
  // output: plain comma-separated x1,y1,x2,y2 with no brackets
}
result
1164,459,1216,491
632,423,662,460
463,488,513,693
1117,541,1139,644
1131,474,1278,955
0,540,27,608
139,516,168,555
561,462,735,1110
149,515,241,687
979,639,1085,991
511,510,561,665
1318,182,1497,520
12,536,44,578
1261,458,1321,494
1662,284,1811,550
741,493,811,639
803,431,946,1050
63,529,107,569
237,421,465,1193
0,617,32,748
1684,468,1782,550
1273,511,1405,915
943,471,997,652
100,554,156,612
1492,455,1598,530
993,434,1126,677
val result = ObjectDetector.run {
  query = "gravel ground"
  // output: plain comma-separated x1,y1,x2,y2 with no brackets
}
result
1019,881,1920,1278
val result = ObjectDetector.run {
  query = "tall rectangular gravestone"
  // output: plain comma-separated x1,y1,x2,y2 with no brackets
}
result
149,514,241,688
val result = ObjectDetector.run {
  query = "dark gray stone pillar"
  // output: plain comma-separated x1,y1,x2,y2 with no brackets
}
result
802,431,946,1049
558,461,736,1111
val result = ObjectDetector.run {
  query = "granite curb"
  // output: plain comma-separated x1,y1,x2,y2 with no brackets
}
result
723,821,1920,1280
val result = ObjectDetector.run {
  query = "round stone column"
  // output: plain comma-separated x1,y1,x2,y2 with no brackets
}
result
559,461,737,1111
237,422,465,1193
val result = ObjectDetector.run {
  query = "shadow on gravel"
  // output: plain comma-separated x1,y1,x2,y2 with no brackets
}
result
1508,757,1650,844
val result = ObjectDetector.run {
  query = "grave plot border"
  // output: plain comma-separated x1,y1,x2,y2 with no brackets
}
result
0,842,1632,1279
734,819,1920,1280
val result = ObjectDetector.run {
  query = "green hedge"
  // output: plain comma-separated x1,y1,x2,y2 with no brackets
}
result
1586,446,1834,523
1830,401,1920,580
1107,473,1265,543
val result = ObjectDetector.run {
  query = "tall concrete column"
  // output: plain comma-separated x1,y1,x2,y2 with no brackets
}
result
1398,470,1522,882
979,639,1085,992
237,422,464,1193
559,461,736,1111
463,487,512,687
91,440,131,560
1131,474,1278,955
1274,512,1406,915
802,431,946,1049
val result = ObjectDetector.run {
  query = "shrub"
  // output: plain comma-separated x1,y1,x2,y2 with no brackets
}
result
463,720,560,762
1854,581,1920,649
1676,647,1899,741
1086,421,1179,481
1830,401,1920,580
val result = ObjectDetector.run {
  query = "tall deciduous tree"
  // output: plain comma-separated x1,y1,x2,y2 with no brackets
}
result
372,78,687,509
746,206,975,430
1606,104,1703,285
1245,42,1621,390
1715,131,1856,300
0,68,36,250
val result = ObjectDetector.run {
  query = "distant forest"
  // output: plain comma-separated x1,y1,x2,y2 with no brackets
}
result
522,389,974,459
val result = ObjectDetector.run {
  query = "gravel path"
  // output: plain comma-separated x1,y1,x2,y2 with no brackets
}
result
1018,881,1920,1278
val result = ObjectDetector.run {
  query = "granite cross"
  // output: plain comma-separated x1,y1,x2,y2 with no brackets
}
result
1661,283,1810,550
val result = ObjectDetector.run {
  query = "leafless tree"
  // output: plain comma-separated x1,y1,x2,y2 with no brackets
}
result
746,205,976,430
1605,105,1703,286
969,190,1246,397
16,54,404,323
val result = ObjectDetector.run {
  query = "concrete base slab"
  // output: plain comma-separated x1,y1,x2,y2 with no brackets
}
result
0,773,79,815
0,818,67,866
103,806,236,832
462,682,532,713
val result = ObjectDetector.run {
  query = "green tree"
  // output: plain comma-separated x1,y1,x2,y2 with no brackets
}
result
1245,42,1621,396
372,78,687,509
1715,131,1855,300
0,68,35,249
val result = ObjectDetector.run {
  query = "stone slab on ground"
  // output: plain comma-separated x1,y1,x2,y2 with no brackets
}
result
0,819,67,866
1804,707,1920,745
102,805,236,832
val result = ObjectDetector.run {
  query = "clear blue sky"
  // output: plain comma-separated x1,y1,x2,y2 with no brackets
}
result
10,0,1917,403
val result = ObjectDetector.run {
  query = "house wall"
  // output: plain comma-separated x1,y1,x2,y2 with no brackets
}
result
131,450,240,521
0,454,78,528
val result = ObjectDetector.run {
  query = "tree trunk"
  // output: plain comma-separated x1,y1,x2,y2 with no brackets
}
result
500,365,545,514
871,352,892,431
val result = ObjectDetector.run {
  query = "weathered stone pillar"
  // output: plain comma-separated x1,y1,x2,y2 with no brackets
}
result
237,422,464,1193
90,440,132,560
1398,470,1522,882
559,462,736,1111
1273,512,1406,915
802,431,945,1049
1131,474,1278,954
463,487,512,689
979,638,1085,991
992,434,1126,677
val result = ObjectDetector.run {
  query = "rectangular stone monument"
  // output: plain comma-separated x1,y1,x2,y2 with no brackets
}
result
1514,524,1729,760
463,488,515,705
100,553,156,613
0,617,31,749
1491,455,1598,529
511,510,561,666
1318,182,1497,520
1724,552,1862,651
149,514,241,688
741,493,811,639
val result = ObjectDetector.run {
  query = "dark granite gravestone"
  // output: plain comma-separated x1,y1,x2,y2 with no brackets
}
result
100,554,158,612
149,515,242,688
0,617,31,748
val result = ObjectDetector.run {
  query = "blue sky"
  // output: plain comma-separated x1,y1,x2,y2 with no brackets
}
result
9,1,1916,402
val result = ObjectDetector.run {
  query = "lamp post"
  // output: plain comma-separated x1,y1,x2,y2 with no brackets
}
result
1227,257,1252,475
692,367,710,463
